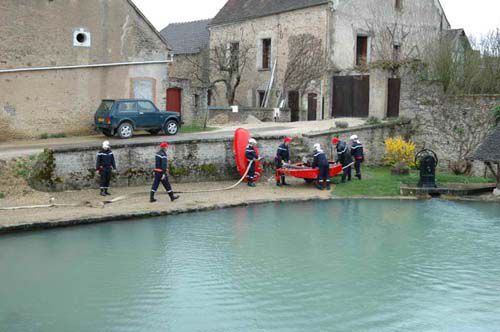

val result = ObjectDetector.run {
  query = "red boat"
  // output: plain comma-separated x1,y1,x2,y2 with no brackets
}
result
233,128,262,182
277,162,343,182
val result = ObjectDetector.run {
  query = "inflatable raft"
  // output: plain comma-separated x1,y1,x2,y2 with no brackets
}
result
233,128,262,182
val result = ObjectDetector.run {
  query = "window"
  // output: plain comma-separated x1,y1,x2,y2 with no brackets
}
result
393,43,400,61
207,90,212,106
258,90,266,107
230,42,239,72
138,101,156,113
356,36,368,66
131,78,155,102
194,94,200,109
261,38,271,69
118,102,137,113
395,0,402,10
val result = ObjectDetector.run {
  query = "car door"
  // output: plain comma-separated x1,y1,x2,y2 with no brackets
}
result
137,101,162,128
117,101,139,126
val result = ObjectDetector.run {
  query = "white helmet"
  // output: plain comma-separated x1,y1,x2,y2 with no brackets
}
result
313,143,321,151
102,140,110,149
350,135,358,141
249,138,257,145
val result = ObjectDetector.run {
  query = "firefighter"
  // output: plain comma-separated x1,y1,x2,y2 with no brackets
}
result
246,138,259,187
332,137,352,183
96,140,116,196
275,137,292,186
150,142,180,203
312,143,330,190
350,134,364,180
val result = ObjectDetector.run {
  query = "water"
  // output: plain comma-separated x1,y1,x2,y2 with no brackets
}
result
1,200,500,332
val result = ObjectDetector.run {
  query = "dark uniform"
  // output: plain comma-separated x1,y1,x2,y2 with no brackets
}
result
150,149,179,202
96,149,116,195
313,149,330,190
337,141,353,183
275,143,290,185
351,140,364,180
245,144,259,187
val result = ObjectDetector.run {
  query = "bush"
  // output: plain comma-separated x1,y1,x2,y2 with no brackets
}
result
365,117,381,125
0,192,5,199
492,105,500,126
335,121,349,128
384,137,416,167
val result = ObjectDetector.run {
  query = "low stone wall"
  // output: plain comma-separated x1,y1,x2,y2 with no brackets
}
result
50,122,411,190
207,107,291,125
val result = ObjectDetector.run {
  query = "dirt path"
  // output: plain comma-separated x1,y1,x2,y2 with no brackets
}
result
0,177,335,233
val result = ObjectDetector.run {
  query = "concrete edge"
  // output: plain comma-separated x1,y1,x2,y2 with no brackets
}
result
303,121,411,138
0,195,417,235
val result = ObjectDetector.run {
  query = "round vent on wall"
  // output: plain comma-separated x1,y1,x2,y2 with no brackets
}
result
73,28,91,47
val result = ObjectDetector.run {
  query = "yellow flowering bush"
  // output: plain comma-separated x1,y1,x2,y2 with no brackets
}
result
384,137,416,167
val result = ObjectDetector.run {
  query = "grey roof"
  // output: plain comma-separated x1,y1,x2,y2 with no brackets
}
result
470,126,500,162
160,19,211,55
211,0,329,26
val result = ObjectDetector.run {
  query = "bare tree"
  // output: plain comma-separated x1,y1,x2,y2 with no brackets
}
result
419,104,495,174
185,42,253,105
282,34,325,97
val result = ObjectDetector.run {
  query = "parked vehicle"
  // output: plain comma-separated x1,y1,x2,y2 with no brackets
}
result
94,99,182,139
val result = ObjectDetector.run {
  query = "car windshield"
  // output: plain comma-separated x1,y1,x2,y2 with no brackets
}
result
97,101,114,114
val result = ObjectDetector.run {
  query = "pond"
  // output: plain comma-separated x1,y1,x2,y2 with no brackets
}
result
1,200,500,332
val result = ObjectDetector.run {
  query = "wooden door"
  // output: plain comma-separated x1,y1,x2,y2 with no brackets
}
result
387,78,401,118
288,91,300,122
332,76,353,117
166,88,182,113
353,76,369,117
307,93,317,121
332,75,369,118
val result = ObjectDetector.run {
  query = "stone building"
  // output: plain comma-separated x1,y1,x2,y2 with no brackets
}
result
161,19,211,124
0,0,171,139
208,0,454,121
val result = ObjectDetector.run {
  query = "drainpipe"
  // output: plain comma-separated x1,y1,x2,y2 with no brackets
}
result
0,56,174,74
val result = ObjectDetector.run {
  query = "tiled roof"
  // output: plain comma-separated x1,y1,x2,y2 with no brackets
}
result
471,126,500,162
160,19,211,55
211,0,329,26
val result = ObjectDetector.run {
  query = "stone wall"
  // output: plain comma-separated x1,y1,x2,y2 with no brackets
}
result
0,63,168,140
207,107,291,125
400,74,500,176
0,0,170,139
50,122,410,190
168,78,208,125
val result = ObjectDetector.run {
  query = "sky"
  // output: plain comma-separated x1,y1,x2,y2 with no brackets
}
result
133,0,499,38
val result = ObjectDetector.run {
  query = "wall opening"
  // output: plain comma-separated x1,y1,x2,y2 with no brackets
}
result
261,38,271,70
356,36,368,66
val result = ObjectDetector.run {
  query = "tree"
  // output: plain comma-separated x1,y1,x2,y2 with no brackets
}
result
282,34,325,93
185,42,253,105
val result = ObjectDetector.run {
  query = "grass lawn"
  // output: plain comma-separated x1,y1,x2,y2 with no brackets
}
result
179,124,216,134
332,166,494,197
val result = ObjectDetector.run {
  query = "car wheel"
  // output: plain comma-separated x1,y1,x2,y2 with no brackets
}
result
117,122,134,139
164,120,179,135
102,129,114,137
148,129,161,135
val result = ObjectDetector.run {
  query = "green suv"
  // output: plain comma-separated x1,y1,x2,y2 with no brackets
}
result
94,99,182,139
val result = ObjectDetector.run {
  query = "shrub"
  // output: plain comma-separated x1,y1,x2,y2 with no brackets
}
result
365,116,381,125
384,137,416,167
0,192,5,199
335,121,349,128
492,105,500,125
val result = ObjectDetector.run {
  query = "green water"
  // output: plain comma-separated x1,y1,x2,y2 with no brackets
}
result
1,200,500,332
